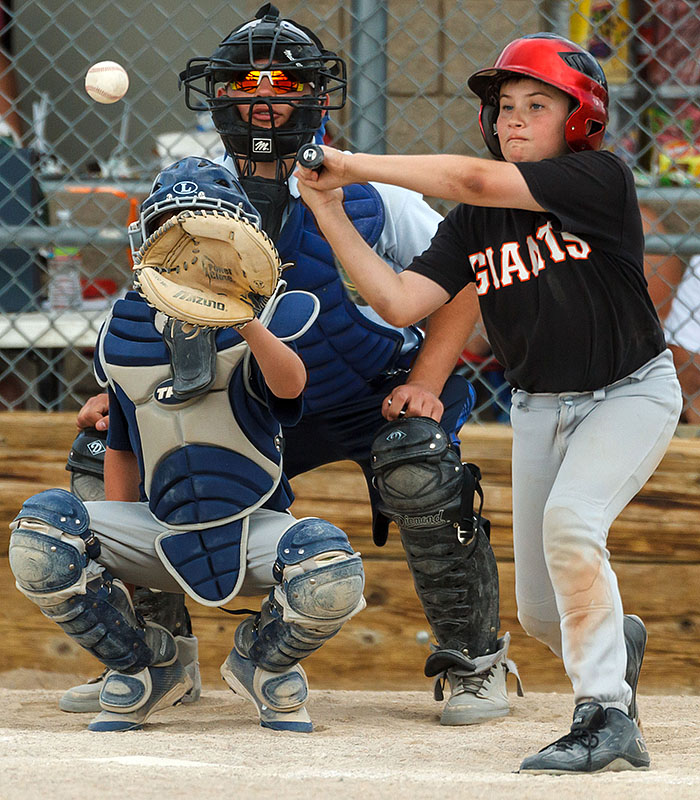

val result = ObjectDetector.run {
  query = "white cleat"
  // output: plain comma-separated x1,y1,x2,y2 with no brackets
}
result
437,632,523,725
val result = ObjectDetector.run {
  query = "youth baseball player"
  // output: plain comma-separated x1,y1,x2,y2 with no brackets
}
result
9,174,367,733
296,33,681,773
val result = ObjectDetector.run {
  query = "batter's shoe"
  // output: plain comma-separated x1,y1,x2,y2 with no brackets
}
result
433,632,523,725
88,659,192,732
624,614,647,725
221,645,313,733
59,634,202,713
519,702,650,774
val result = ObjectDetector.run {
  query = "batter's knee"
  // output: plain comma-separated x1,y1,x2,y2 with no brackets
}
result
542,502,606,585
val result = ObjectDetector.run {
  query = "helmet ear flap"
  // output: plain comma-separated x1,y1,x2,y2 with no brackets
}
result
565,105,607,152
479,103,503,160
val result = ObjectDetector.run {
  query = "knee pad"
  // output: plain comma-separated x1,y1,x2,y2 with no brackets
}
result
243,519,365,673
9,488,174,674
273,518,366,627
9,488,95,605
371,416,465,522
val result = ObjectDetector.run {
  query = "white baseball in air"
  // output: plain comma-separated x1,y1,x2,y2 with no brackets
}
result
84,61,129,104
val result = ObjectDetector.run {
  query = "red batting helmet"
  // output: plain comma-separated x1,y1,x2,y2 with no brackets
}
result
467,33,608,159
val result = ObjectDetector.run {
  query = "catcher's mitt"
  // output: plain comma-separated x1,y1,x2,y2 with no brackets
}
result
133,208,282,328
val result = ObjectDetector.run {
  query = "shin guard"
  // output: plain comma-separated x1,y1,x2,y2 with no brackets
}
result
372,417,500,661
9,488,176,674
241,518,366,672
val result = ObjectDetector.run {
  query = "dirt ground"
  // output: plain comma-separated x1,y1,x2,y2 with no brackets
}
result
1,671,699,800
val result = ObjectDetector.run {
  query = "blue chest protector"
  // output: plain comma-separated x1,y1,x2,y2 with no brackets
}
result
276,183,420,413
96,290,318,606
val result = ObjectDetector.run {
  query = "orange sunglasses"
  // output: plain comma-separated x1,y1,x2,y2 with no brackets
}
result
229,69,305,95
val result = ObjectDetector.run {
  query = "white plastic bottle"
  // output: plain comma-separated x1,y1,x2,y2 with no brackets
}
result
48,208,83,310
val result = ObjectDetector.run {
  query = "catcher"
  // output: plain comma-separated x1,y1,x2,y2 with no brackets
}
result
8,165,366,733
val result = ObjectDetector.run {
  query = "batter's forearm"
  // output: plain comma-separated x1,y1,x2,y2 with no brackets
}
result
311,201,448,326
337,152,538,211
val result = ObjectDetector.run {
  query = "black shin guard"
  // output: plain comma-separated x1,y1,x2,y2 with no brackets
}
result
400,522,499,656
372,417,500,660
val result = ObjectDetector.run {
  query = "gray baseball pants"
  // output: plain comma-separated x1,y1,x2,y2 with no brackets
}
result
510,348,681,711
81,502,292,598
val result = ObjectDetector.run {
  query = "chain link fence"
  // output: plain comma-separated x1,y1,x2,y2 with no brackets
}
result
0,0,699,423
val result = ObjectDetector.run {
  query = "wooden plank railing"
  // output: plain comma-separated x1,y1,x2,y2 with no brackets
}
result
1,413,698,693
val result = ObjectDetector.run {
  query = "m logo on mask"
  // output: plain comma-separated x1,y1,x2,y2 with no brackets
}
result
252,138,273,153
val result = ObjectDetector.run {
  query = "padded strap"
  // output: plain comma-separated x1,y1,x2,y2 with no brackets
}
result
162,320,217,399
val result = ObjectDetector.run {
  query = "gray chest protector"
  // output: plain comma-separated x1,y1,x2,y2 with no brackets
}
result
371,417,500,671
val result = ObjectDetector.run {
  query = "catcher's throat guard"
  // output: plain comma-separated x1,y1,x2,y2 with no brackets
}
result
133,207,286,329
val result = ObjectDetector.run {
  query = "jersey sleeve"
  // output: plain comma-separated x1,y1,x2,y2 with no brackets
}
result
515,150,641,255
405,206,475,298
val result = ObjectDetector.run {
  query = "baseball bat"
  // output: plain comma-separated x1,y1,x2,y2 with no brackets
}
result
296,143,325,172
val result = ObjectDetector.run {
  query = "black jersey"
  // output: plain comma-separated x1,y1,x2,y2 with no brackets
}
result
407,150,665,393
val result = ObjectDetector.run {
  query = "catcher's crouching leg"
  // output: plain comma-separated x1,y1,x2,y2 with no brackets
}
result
371,418,522,725
221,518,365,732
61,430,201,713
9,489,191,731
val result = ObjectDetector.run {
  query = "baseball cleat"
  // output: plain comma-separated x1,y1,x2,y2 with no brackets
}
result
221,645,313,733
623,614,647,725
58,668,109,714
88,660,192,732
519,702,650,774
435,632,523,725
59,634,202,713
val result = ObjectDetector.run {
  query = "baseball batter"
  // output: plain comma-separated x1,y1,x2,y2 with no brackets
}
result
296,34,682,774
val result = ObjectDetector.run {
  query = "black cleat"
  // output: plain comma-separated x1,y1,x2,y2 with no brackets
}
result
624,614,647,725
519,702,650,774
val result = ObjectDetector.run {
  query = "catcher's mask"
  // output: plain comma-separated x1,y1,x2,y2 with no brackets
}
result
179,2,346,180
128,157,262,258
467,33,608,159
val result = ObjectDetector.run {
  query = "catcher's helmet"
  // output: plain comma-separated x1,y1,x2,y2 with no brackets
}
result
467,33,608,159
128,157,261,257
179,3,346,173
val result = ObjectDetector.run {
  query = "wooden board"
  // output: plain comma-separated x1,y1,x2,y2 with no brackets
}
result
1,412,699,692
2,556,699,692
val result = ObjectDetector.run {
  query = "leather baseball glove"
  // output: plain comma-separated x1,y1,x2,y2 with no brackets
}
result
133,208,282,328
